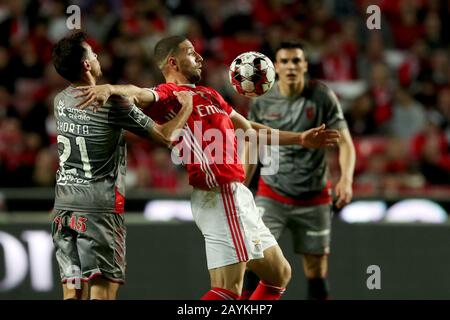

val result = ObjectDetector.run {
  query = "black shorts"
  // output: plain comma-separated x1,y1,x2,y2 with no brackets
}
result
51,210,126,285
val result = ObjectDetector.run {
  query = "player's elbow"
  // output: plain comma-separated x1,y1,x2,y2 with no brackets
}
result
151,125,174,146
160,127,174,145
135,88,155,109
245,128,258,142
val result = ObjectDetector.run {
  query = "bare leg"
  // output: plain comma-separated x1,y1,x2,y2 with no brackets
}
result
303,254,329,300
303,254,328,278
247,245,291,287
62,282,89,300
90,277,120,300
208,261,247,296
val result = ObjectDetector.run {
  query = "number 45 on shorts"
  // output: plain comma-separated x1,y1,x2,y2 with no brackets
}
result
54,214,88,233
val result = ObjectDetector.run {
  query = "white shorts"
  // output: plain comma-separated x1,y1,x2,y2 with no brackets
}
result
191,182,278,270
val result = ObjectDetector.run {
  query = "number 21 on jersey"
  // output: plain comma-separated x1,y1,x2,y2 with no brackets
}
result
57,135,92,178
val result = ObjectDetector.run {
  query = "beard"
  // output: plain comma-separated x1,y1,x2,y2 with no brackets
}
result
181,64,201,84
187,72,201,84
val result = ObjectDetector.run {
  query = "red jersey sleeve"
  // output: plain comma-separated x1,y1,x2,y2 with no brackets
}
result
145,84,180,123
147,84,173,102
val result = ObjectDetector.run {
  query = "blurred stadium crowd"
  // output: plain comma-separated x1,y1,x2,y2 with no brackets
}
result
0,0,449,196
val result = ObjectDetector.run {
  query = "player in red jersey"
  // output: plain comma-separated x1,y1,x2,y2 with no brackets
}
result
76,36,340,300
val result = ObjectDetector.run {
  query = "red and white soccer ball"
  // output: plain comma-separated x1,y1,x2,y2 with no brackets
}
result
229,51,275,97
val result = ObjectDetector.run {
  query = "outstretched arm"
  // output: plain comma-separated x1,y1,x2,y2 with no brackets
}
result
230,111,340,186
231,111,340,148
75,84,156,110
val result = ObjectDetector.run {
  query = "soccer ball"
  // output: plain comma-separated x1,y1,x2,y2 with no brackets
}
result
229,51,275,97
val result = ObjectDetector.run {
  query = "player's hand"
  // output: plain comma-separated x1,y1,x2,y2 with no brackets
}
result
299,124,340,148
173,91,193,112
74,84,112,112
334,178,353,208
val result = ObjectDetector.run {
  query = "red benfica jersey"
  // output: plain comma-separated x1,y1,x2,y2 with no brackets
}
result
147,83,245,190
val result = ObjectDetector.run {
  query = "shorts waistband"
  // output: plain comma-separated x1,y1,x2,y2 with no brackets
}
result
195,181,241,193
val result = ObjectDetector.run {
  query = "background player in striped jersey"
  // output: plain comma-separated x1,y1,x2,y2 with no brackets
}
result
76,36,341,300
51,32,193,300
242,41,356,300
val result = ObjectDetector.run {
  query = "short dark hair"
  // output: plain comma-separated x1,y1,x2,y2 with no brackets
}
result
52,32,88,82
153,35,187,69
274,41,308,59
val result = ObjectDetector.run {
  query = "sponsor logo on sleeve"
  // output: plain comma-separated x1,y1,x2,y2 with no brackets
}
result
129,106,150,127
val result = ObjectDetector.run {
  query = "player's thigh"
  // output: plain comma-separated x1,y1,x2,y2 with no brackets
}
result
289,204,332,255
191,186,248,270
255,196,287,240
62,282,89,300
209,262,247,294
90,277,120,300
77,212,127,284
52,210,84,287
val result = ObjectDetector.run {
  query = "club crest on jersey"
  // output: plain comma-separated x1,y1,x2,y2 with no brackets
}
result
252,238,262,253
305,105,315,120
195,91,208,100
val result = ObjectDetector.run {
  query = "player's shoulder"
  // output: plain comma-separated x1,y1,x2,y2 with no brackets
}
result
306,79,331,94
53,90,64,104
149,82,178,95
305,79,338,102
306,79,337,97
196,85,219,96
54,86,79,108
195,85,229,104
54,85,72,100
251,83,280,107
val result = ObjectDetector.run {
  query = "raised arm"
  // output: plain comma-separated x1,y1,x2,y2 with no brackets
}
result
75,84,156,110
